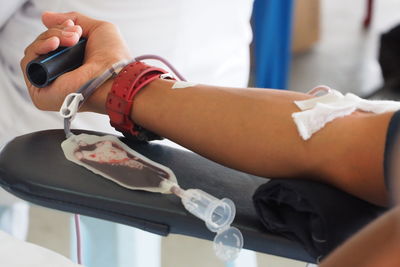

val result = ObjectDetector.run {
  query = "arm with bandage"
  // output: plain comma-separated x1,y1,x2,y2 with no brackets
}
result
20,12,393,208
20,13,400,267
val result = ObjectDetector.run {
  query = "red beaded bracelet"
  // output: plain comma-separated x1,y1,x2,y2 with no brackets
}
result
106,61,170,141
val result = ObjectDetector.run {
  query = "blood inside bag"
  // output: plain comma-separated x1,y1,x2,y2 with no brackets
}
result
73,139,170,188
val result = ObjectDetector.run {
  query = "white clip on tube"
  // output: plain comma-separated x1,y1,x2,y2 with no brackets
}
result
60,93,84,138
60,93,84,119
171,186,243,262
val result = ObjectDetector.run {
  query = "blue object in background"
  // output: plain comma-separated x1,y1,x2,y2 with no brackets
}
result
252,0,294,89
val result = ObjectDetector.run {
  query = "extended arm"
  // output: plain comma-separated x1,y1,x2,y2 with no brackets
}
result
110,78,393,206
21,12,392,206
20,11,400,266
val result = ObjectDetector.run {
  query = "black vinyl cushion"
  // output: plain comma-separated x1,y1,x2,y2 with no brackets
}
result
253,179,386,261
0,130,314,263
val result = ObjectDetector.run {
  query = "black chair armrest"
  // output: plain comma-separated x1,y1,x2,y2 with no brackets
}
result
0,129,314,263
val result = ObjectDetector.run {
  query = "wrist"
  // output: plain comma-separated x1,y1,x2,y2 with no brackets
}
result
105,61,171,141
80,58,130,113
130,78,175,129
83,76,115,114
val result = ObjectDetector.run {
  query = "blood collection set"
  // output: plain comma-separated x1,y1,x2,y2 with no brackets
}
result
55,52,243,262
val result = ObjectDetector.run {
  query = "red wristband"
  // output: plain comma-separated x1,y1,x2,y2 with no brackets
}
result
106,61,168,141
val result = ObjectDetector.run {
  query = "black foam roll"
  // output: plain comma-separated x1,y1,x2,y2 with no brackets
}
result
26,38,86,88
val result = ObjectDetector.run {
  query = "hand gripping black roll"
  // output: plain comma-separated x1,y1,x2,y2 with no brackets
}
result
26,38,87,88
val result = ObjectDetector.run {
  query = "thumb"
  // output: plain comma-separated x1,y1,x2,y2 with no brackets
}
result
42,11,101,36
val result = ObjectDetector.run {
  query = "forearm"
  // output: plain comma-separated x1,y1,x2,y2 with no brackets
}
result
134,80,394,206
132,79,316,177
22,11,393,205
89,77,392,205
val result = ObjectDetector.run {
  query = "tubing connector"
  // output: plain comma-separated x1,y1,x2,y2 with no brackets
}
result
171,186,243,262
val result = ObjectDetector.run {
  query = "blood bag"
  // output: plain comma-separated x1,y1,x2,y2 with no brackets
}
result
62,133,176,193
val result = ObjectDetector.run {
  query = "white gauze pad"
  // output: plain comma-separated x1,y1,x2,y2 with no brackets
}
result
292,89,400,140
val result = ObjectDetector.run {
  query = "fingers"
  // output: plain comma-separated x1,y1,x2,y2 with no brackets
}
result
31,36,60,55
34,24,82,48
42,11,72,28
60,18,74,28
21,11,123,111
42,11,101,36
20,18,83,92
22,23,82,61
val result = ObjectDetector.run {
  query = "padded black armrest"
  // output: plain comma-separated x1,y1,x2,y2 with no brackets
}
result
0,130,314,263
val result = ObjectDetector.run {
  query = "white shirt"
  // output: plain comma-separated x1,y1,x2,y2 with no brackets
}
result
0,230,82,267
0,0,253,144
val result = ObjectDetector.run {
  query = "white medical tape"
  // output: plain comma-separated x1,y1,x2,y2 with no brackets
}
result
171,81,198,89
294,90,344,110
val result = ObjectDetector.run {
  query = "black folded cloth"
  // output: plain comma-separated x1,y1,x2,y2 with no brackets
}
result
253,179,386,261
